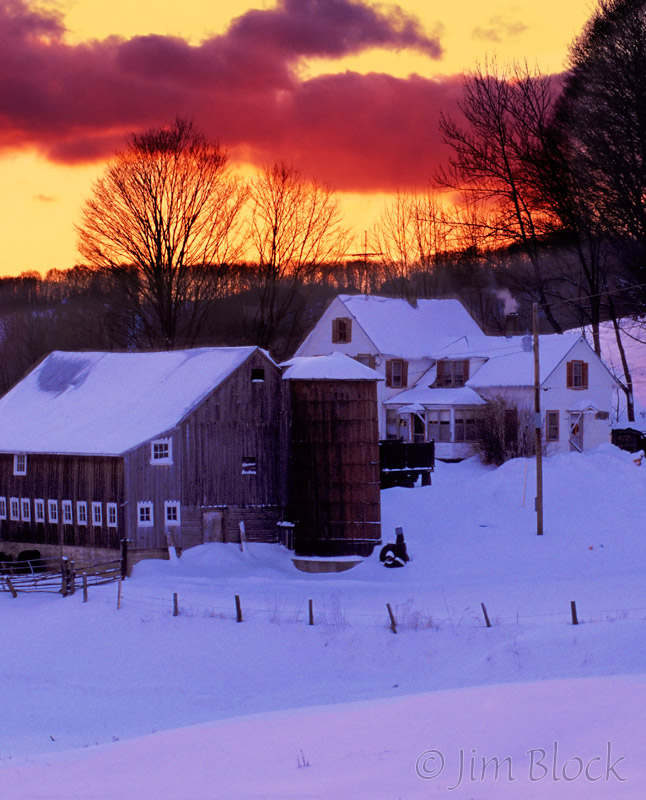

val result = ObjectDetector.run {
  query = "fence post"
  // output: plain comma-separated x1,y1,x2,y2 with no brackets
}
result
173,592,179,617
120,539,129,580
386,603,397,634
61,558,68,597
571,600,579,626
69,560,76,595
5,577,17,598
308,598,314,626
82,573,88,603
235,594,243,622
481,602,492,628
117,579,122,610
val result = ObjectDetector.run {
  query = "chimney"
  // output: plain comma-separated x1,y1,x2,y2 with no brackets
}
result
505,312,520,337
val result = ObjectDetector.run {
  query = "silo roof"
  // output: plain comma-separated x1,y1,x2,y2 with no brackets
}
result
281,352,383,381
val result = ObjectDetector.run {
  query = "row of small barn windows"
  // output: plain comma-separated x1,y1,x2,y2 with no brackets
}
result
0,497,118,526
0,498,182,528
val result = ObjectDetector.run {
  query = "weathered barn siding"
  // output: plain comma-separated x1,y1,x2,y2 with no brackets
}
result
288,379,381,557
123,433,182,550
0,453,124,550
120,349,288,551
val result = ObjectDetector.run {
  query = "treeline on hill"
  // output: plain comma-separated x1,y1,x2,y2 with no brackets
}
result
0,233,635,398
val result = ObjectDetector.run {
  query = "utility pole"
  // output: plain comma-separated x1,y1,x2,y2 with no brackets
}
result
533,303,544,535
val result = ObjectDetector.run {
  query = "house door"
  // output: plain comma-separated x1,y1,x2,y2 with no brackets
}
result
202,510,224,543
569,413,584,452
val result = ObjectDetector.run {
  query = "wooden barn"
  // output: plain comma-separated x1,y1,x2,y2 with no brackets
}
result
0,347,287,564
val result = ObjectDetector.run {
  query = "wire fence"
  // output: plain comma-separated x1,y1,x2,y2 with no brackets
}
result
95,583,646,634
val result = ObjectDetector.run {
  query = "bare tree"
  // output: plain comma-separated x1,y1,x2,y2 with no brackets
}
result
77,118,247,348
439,61,565,332
248,161,350,353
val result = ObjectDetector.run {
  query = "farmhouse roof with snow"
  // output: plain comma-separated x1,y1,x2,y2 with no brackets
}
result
297,294,487,359
465,334,619,388
0,347,271,456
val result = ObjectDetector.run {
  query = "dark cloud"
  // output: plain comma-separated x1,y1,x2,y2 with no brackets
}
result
0,0,456,191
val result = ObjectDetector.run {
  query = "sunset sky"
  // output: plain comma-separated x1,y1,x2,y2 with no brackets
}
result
0,0,594,277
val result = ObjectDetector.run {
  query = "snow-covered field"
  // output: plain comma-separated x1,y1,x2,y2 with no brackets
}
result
1,444,646,798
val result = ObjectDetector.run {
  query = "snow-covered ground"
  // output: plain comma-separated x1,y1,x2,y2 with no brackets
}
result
1,445,645,798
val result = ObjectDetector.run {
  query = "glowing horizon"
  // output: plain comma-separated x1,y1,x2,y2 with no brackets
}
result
0,0,593,277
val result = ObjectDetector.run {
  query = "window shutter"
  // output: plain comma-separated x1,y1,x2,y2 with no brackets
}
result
385,360,393,387
463,360,470,382
566,361,573,388
436,360,444,387
582,361,589,389
369,354,375,370
401,360,408,388
332,319,339,343
345,318,352,343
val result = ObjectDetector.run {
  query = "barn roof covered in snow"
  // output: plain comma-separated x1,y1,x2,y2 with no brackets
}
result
281,352,382,381
325,294,487,359
0,347,267,456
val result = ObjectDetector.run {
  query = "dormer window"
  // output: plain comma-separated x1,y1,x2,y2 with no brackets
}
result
251,367,265,382
332,317,352,344
13,454,27,476
436,360,469,388
150,438,172,465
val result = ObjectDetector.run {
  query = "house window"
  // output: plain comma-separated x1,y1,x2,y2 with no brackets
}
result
92,502,102,526
34,499,45,523
164,501,181,526
332,317,352,344
107,503,118,528
355,354,376,369
9,497,19,521
427,411,451,442
48,500,58,524
13,454,27,475
567,360,588,389
62,500,73,525
546,411,560,442
21,498,30,522
77,501,88,526
386,359,408,389
454,415,478,442
251,367,265,382
150,438,172,465
0,497,6,520
137,501,154,527
436,360,469,388
242,456,257,475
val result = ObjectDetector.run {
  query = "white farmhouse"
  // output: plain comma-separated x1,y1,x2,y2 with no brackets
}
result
294,294,620,460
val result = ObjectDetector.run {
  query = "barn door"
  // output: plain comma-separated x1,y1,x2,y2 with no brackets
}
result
202,510,224,543
569,413,584,452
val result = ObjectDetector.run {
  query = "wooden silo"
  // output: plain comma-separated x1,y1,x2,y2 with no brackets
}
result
283,353,382,558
